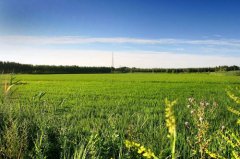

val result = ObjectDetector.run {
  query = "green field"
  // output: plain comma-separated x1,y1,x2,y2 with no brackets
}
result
0,73,240,158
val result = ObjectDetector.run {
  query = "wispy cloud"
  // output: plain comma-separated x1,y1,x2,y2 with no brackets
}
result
0,35,239,67
1,35,240,47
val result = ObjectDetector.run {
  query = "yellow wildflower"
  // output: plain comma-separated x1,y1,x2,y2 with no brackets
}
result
142,149,157,159
134,142,141,147
165,99,177,159
205,149,226,159
227,90,240,104
137,146,146,154
124,140,158,159
125,140,132,149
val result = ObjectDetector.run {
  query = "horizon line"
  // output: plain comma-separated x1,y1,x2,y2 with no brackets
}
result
1,60,239,70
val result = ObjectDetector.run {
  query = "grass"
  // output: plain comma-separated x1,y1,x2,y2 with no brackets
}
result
0,73,239,158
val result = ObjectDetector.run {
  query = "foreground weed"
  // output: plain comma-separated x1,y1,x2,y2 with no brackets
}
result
3,74,21,98
227,88,240,104
185,97,211,159
0,119,28,159
124,99,177,159
165,99,177,159
124,140,158,159
205,128,240,159
205,88,240,159
0,75,28,159
32,128,48,159
73,134,99,159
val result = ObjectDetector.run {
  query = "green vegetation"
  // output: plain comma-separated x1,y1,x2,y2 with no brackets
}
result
1,61,239,74
0,73,239,158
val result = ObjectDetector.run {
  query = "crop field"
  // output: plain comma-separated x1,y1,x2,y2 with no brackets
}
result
0,73,240,158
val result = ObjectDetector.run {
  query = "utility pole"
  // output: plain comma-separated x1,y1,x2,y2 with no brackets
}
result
111,52,115,73
111,52,114,68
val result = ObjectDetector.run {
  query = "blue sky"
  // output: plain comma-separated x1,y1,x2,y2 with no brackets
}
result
0,0,240,67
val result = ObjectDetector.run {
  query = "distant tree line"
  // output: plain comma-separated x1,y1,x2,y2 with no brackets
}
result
115,65,240,73
0,61,239,74
0,61,112,74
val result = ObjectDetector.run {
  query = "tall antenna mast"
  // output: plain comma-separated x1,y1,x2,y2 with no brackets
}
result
111,52,114,68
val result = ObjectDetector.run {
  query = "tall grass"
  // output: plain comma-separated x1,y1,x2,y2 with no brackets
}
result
204,87,240,159
0,73,239,158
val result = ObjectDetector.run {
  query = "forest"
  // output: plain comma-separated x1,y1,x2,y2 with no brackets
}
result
0,61,239,74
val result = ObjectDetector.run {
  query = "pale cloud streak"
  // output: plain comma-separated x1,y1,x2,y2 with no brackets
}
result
1,35,240,47
0,35,239,68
